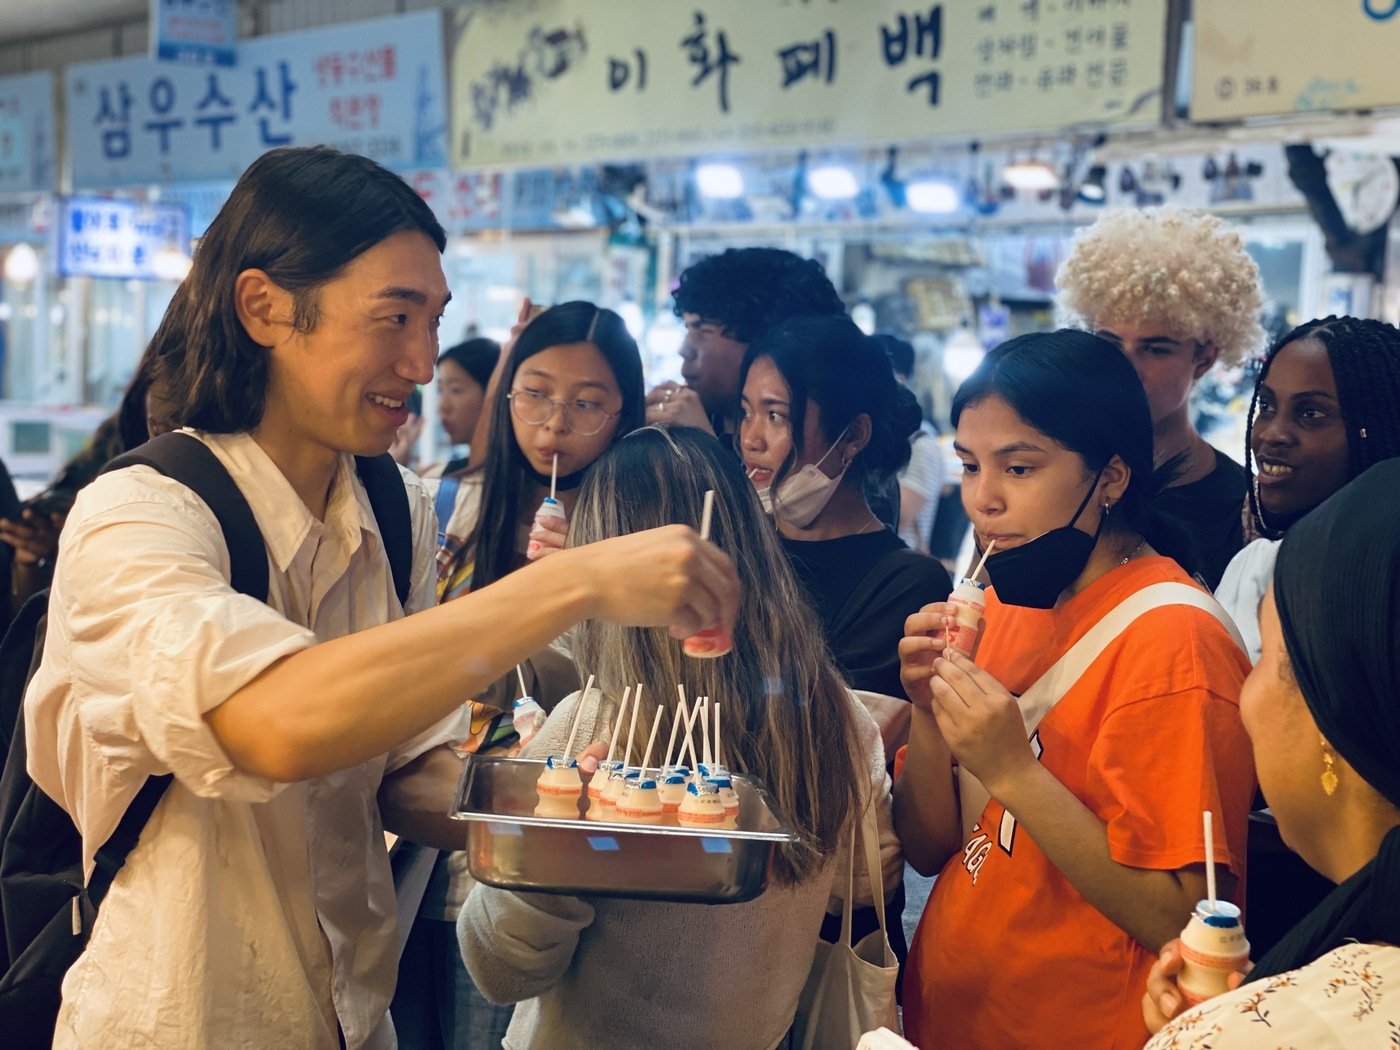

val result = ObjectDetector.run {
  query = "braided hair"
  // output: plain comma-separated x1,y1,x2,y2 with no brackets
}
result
1246,315,1400,538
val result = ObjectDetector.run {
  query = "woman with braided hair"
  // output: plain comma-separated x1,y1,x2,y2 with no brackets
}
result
1217,315,1400,664
1216,314,1400,958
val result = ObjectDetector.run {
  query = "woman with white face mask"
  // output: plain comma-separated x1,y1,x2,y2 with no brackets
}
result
740,315,953,703
740,313,951,979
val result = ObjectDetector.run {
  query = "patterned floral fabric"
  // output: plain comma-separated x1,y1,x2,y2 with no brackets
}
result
1146,942,1400,1049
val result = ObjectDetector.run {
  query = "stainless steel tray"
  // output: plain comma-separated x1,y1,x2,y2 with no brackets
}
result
451,755,799,904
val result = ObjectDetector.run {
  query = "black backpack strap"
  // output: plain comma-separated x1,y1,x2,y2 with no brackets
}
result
86,774,171,908
88,431,276,896
103,432,268,604
354,453,412,609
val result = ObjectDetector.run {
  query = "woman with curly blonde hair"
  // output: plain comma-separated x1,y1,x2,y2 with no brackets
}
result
1056,207,1267,588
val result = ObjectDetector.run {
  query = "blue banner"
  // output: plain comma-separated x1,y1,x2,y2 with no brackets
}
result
0,72,57,193
55,197,190,280
151,0,238,68
67,10,447,187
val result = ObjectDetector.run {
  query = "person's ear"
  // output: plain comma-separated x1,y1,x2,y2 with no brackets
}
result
1100,454,1132,507
234,269,294,348
842,413,873,465
1193,341,1221,380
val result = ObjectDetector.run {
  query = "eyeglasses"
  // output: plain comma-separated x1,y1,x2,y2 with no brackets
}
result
508,388,619,436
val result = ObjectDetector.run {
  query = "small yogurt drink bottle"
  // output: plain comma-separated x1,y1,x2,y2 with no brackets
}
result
946,578,987,658
1177,900,1250,1006
512,696,545,750
533,755,583,819
527,496,567,559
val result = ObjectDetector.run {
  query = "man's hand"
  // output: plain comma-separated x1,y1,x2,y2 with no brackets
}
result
566,524,740,641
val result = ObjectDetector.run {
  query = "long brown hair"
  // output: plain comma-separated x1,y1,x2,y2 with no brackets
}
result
569,425,864,884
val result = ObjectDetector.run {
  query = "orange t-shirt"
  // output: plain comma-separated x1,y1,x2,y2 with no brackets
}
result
903,557,1254,1050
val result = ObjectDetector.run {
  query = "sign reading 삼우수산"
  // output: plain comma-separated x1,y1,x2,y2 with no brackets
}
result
66,10,448,187
449,0,1168,169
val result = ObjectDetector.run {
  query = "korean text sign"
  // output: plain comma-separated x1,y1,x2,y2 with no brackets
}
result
56,197,190,280
1192,0,1400,120
67,10,447,187
450,0,1166,168
0,72,56,194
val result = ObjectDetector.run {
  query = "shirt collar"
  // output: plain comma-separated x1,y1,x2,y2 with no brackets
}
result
197,432,382,574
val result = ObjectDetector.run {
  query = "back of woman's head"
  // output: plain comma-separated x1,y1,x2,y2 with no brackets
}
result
569,425,863,883
1247,316,1400,535
153,146,445,433
742,314,921,485
1274,459,1400,809
952,329,1194,571
439,336,501,389
471,301,645,589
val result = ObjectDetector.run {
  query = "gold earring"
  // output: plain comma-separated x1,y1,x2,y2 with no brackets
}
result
1320,736,1338,797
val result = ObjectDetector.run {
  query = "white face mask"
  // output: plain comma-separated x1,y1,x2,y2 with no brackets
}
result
772,425,851,528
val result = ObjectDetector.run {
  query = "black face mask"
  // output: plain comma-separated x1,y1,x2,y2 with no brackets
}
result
984,472,1105,609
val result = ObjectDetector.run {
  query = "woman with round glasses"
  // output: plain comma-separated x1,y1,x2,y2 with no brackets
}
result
394,300,645,1047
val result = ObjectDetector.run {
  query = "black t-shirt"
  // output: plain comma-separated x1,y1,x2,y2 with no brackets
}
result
781,529,953,699
1153,448,1247,591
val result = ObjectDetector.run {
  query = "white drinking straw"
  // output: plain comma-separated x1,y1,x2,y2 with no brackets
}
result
664,694,690,769
562,674,594,761
699,695,712,767
515,664,529,699
625,682,643,765
714,701,722,769
638,706,664,778
970,538,997,581
604,686,633,766
1204,810,1217,912
549,452,559,501
682,697,701,773
699,489,716,541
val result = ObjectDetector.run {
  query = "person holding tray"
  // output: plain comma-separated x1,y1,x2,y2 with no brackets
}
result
459,425,899,1050
395,300,646,1048
22,147,740,1050
894,330,1254,1049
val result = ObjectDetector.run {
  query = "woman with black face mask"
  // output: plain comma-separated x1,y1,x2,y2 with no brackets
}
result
894,330,1256,1050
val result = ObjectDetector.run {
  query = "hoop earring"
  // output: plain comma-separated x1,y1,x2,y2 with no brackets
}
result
1321,736,1339,797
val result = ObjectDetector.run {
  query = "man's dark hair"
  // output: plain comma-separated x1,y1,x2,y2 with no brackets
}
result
151,146,446,433
671,247,845,344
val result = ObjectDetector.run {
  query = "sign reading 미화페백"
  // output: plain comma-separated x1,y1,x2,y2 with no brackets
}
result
1191,0,1400,121
450,0,1168,168
0,72,56,194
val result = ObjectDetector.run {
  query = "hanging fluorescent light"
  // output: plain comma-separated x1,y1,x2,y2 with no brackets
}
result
905,177,961,214
1002,159,1059,192
808,164,859,200
3,242,39,283
696,162,744,200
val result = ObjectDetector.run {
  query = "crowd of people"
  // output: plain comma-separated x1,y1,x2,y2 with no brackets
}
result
4,143,1400,1050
